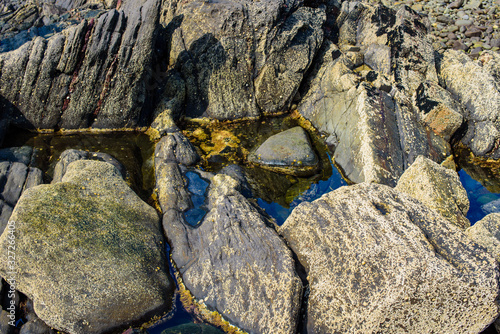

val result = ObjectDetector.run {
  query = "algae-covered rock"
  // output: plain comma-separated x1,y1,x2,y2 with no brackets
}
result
466,213,500,262
396,155,470,229
248,126,318,176
164,174,302,334
0,160,172,334
279,182,499,334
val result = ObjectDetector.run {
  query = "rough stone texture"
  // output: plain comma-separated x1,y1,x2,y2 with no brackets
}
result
160,0,324,120
0,310,15,334
396,155,470,229
155,162,190,214
154,132,199,167
52,148,126,183
163,174,302,334
279,182,499,334
248,126,318,176
466,213,500,262
439,50,500,157
413,80,464,141
0,160,172,334
0,0,160,130
364,44,391,75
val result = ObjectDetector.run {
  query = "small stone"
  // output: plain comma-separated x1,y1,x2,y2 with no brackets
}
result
483,43,492,49
437,15,453,24
449,0,465,8
465,26,483,37
448,32,458,40
491,38,500,48
412,4,423,11
449,25,459,32
456,19,473,26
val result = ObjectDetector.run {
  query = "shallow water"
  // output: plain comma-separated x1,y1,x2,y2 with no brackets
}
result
459,169,500,225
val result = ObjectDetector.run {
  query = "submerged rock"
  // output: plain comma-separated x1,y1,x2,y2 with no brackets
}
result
466,213,500,262
248,126,318,176
396,155,470,229
279,183,499,334
164,174,302,334
0,160,172,334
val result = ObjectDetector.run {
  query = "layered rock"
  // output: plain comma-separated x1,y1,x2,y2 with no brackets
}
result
396,155,470,229
439,50,500,158
0,146,43,234
279,183,499,334
163,174,302,334
248,126,319,176
0,160,172,334
159,0,325,120
0,0,160,130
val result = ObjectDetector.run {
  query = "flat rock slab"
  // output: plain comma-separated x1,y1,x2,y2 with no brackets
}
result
0,160,172,334
279,183,499,334
248,126,318,176
164,174,302,334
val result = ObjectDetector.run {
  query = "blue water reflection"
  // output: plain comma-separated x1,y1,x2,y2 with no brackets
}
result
459,169,500,225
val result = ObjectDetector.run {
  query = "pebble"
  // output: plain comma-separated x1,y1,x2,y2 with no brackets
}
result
456,19,473,26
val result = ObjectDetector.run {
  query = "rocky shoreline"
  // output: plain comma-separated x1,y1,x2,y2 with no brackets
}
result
1,0,500,333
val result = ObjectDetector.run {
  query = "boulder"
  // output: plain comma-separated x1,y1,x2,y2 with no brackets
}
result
0,0,161,130
0,310,15,334
52,149,126,183
163,174,302,334
0,160,172,334
396,155,470,229
154,132,199,167
279,182,499,334
20,318,55,334
466,213,500,262
248,126,319,176
160,0,325,120
439,50,500,157
413,80,464,141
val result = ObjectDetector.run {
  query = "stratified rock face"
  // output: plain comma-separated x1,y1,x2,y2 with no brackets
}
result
160,0,325,120
0,160,172,334
439,50,500,158
0,0,160,130
466,213,500,262
163,174,302,334
396,155,470,229
279,183,499,334
248,126,318,176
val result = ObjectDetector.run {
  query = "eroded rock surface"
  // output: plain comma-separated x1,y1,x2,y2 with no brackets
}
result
466,213,500,262
396,155,470,229
279,182,499,334
0,160,172,334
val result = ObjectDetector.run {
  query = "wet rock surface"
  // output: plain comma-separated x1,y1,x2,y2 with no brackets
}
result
396,155,470,228
0,160,172,334
279,182,499,334
248,126,319,176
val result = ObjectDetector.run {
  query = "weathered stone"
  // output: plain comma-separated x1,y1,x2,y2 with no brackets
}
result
363,44,391,75
0,160,172,334
20,318,55,334
155,162,190,213
439,50,500,157
413,81,464,141
279,182,499,334
52,149,126,183
396,156,470,228
248,127,318,176
162,0,324,120
0,146,33,166
466,213,500,262
0,310,15,334
164,174,302,334
154,132,199,167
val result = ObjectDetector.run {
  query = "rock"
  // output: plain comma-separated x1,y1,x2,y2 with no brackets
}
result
363,44,391,75
20,318,55,334
0,310,15,334
0,0,161,130
452,40,469,51
161,323,224,334
154,132,199,166
0,146,33,166
439,50,500,157
279,182,499,334
161,0,325,119
0,160,172,334
466,213,500,262
248,127,319,176
151,71,186,136
413,80,464,141
52,149,126,183
164,174,302,334
396,156,470,228
483,199,500,214
455,19,473,26
155,162,190,213
465,26,482,37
